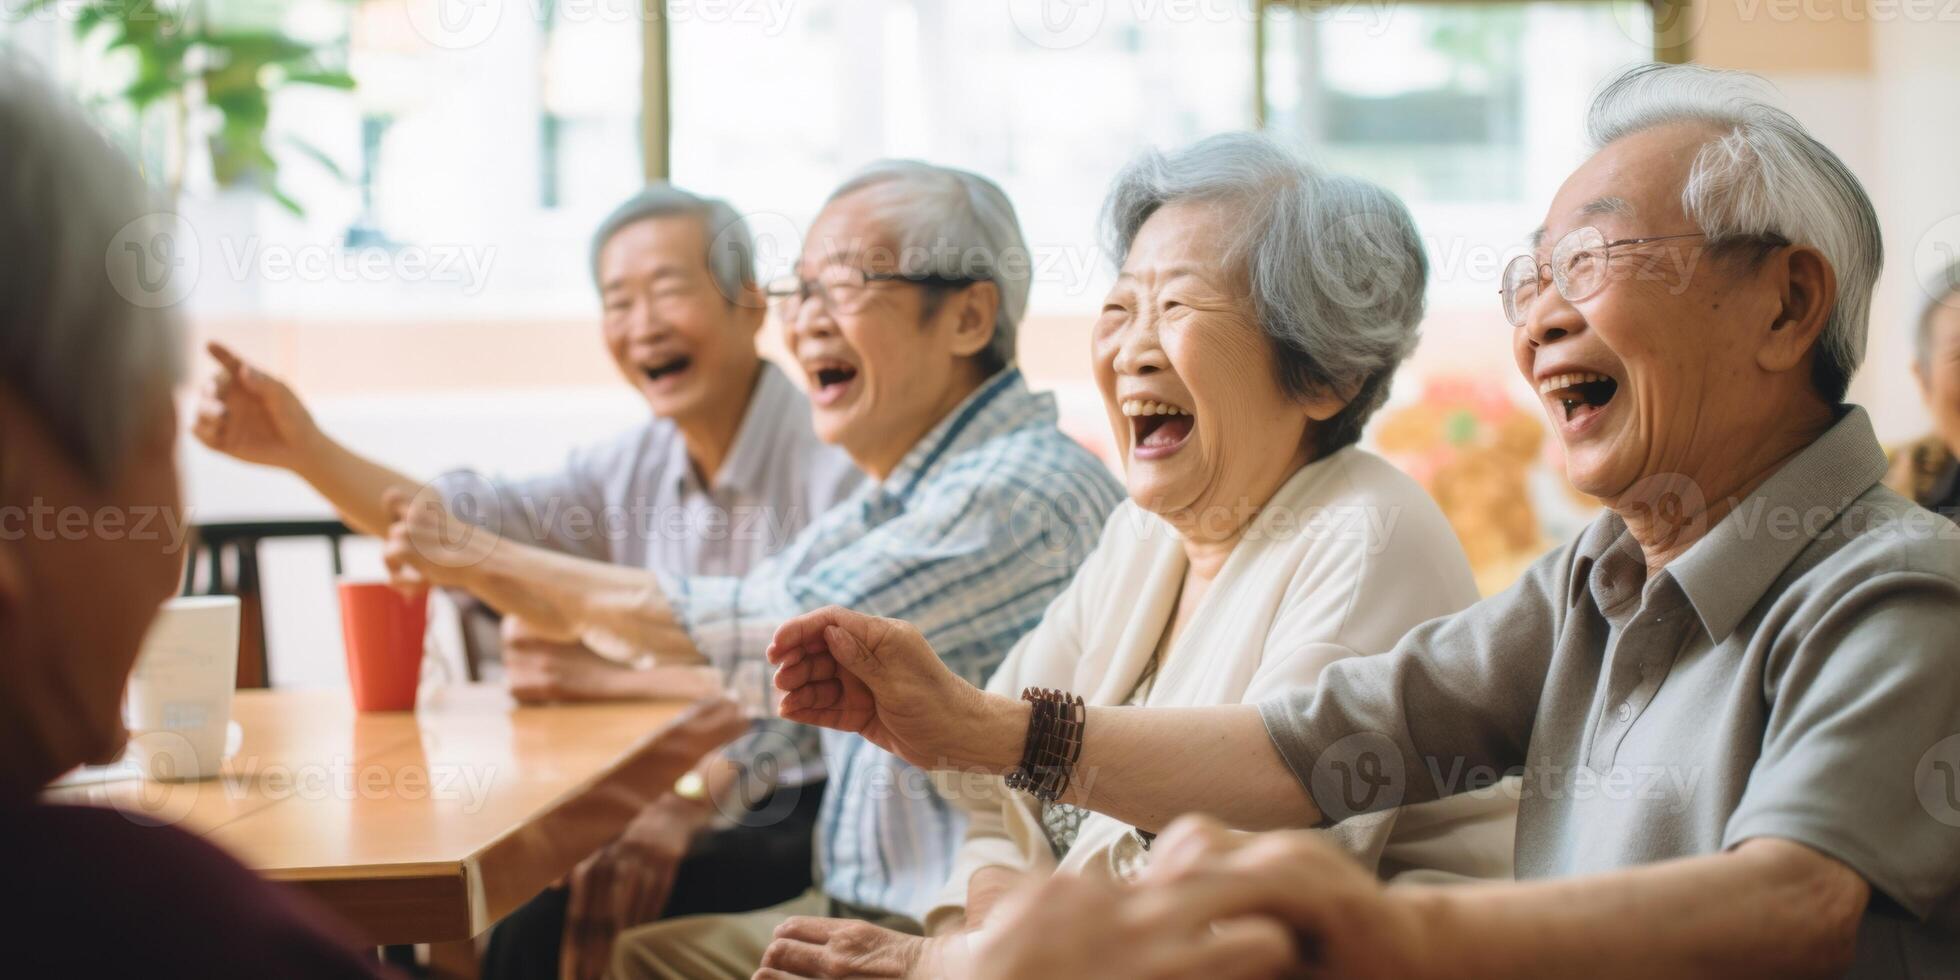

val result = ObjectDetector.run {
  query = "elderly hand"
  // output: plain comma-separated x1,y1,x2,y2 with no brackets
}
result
381,485,498,591
1141,815,1429,980
501,616,634,702
955,864,1297,980
767,607,1023,773
755,917,943,980
192,341,321,469
562,791,708,979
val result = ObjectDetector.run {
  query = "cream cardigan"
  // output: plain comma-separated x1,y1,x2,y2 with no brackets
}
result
925,447,1520,932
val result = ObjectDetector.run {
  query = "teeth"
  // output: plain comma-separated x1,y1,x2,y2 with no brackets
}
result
1537,371,1610,395
1119,398,1191,417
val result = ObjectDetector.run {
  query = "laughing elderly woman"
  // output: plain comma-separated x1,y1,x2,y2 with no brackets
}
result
766,64,1960,979
752,133,1518,980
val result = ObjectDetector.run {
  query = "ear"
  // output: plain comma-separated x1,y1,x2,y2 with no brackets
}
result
733,280,768,337
943,282,1001,360
1756,245,1836,376
1302,389,1348,423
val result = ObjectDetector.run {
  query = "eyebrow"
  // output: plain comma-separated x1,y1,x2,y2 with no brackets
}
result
601,264,690,293
1529,196,1637,248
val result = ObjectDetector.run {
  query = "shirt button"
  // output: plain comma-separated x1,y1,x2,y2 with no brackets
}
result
1616,702,1633,723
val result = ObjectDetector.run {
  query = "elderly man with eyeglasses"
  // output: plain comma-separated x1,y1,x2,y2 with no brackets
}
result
762,64,1960,979
383,160,1124,978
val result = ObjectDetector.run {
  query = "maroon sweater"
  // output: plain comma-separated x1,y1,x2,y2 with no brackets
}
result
5,802,393,978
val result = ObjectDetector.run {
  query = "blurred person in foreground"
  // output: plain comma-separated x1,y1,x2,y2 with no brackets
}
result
193,183,862,979
1886,259,1960,518
384,160,1126,978
765,63,1960,979
0,56,388,980
752,133,1521,980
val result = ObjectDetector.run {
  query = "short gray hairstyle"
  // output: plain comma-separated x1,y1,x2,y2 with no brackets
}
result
1917,258,1960,370
1586,63,1883,403
1101,132,1427,455
0,55,184,483
822,161,1030,376
590,183,757,306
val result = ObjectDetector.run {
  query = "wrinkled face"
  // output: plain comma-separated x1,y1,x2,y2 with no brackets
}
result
0,387,184,788
1094,200,1331,527
1918,300,1960,458
784,188,996,478
1512,122,1792,502
598,215,763,423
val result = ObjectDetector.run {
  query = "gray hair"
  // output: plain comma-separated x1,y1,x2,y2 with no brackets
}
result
822,161,1030,376
590,183,757,305
1586,63,1883,403
1917,258,1960,370
1101,132,1428,455
0,55,184,484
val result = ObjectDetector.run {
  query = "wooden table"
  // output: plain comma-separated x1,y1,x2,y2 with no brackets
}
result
52,685,746,976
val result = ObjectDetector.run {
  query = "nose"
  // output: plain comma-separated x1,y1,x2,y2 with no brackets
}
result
614,293,669,343
1523,277,1585,348
783,292,839,346
1111,312,1169,377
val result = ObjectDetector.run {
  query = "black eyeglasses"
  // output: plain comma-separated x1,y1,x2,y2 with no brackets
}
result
764,267,990,317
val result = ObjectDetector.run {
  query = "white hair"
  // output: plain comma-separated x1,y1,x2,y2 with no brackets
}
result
1101,132,1428,453
0,54,184,482
823,161,1031,376
1587,63,1883,402
1917,258,1960,370
590,183,757,305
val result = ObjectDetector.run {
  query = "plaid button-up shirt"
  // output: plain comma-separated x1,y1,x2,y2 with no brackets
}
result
659,368,1124,919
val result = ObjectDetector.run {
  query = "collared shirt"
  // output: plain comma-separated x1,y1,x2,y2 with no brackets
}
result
432,361,861,578
660,369,1125,920
1261,407,1960,978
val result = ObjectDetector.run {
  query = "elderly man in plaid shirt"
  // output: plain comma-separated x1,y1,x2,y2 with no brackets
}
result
385,160,1124,978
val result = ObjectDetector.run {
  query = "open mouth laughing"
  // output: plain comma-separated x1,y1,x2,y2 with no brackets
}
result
642,355,693,387
1538,370,1620,429
803,358,860,408
1122,397,1195,460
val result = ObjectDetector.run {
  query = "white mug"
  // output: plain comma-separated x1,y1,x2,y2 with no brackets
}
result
123,595,242,782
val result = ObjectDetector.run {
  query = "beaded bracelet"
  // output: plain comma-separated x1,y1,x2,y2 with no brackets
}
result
1004,687,1086,803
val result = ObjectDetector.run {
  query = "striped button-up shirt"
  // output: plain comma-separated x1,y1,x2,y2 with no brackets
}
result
433,362,862,579
659,368,1124,919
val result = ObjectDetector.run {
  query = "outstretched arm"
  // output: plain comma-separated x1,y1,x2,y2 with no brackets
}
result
383,489,702,662
193,341,419,537
767,607,1318,831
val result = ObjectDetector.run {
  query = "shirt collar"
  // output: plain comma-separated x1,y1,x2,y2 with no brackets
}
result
671,361,798,498
880,368,1048,504
1663,405,1888,642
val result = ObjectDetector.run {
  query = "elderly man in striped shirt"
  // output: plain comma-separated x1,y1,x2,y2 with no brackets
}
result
383,160,1125,978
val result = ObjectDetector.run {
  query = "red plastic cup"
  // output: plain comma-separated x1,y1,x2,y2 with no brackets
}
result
338,582,428,712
